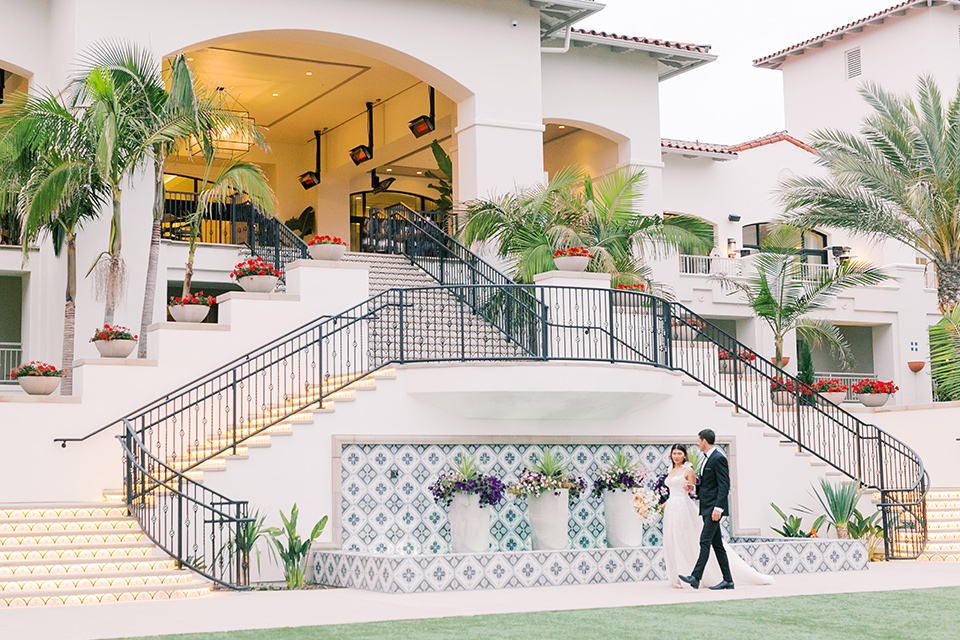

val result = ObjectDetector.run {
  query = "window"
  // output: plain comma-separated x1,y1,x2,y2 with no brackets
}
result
845,48,862,80
742,223,827,263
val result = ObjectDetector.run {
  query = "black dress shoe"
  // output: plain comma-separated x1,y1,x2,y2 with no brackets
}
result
708,580,735,590
678,574,700,589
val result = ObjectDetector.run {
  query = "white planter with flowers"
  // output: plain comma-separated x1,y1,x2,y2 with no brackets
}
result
429,454,505,554
168,292,215,323
852,380,898,408
12,361,64,396
90,325,138,359
232,257,282,294
820,391,847,406
510,449,584,551
308,236,348,261
593,448,648,548
552,248,592,272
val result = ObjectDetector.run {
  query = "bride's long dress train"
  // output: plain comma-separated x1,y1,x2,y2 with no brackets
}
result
662,470,774,586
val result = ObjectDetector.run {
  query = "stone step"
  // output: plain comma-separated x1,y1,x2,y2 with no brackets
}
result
0,518,139,534
0,569,197,591
0,557,176,577
0,579,211,608
0,541,157,562
917,552,960,562
0,505,128,521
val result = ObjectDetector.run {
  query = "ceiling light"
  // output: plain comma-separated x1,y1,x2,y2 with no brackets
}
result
371,169,396,194
272,93,279,97
385,168,392,172
408,86,436,138
416,171,423,175
305,72,313,76
558,125,565,129
355,196,362,200
186,57,194,61
349,102,375,165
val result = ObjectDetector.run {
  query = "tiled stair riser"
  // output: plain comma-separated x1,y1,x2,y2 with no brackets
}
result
313,539,868,594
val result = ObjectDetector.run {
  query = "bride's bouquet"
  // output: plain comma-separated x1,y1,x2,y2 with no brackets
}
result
632,487,660,526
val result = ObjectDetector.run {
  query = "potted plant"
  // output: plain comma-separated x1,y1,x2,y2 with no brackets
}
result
11,361,64,396
552,247,593,272
852,379,898,407
90,325,138,358
592,449,648,548
429,452,506,553
769,376,813,406
770,503,825,538
671,317,705,341
611,282,647,309
718,349,755,374
812,379,848,406
168,291,215,323
307,235,348,261
847,508,884,560
509,448,586,551
801,479,862,539
231,257,282,293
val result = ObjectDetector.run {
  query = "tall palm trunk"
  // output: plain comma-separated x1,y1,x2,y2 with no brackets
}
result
61,233,77,396
936,261,960,313
137,159,164,358
102,190,123,325
182,235,197,298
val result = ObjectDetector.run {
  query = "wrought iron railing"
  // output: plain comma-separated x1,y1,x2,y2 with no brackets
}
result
63,285,927,586
162,191,308,274
368,205,543,356
0,341,22,384
816,372,878,403
117,419,251,589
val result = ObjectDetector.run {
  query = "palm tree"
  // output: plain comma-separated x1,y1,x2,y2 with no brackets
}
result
459,165,712,286
928,303,960,400
182,158,276,297
0,92,107,395
780,75,960,313
715,225,888,367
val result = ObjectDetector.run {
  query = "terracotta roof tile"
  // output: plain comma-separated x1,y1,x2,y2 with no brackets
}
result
662,131,816,156
571,29,712,54
754,0,929,67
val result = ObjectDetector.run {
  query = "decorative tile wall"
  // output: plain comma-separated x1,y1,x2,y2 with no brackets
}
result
312,539,868,594
340,443,727,555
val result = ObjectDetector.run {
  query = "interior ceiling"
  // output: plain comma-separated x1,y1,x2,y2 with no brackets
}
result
180,39,421,145
543,123,581,143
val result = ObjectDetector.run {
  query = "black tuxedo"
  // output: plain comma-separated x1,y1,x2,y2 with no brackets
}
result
691,448,732,583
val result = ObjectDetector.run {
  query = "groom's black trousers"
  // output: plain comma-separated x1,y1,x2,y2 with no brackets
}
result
693,515,732,582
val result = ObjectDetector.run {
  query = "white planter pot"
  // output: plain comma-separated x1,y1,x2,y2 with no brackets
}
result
553,256,589,272
448,493,491,553
858,393,890,408
672,325,697,341
169,304,211,323
527,489,569,551
820,391,847,406
238,275,279,293
18,376,62,396
308,244,346,261
603,489,644,548
94,339,137,358
771,390,795,406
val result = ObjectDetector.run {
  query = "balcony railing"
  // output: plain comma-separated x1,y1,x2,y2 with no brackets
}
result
680,254,830,281
816,372,878,403
0,342,22,384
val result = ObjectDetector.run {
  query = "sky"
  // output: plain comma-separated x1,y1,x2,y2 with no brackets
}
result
577,0,894,144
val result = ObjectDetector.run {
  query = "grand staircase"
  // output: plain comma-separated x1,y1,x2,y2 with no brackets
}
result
920,489,960,562
0,503,210,607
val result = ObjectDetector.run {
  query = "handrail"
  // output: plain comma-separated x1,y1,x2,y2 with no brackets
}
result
117,419,251,589
62,282,927,585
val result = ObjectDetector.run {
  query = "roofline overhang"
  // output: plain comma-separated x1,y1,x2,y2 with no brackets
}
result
567,32,717,80
661,147,737,161
531,0,606,38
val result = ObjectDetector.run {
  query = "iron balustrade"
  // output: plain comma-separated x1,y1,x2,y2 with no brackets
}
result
117,419,251,589
63,285,927,587
162,191,308,275
0,341,22,384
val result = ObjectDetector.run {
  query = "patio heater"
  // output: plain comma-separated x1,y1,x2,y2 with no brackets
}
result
298,130,322,190
349,102,375,165
408,86,436,138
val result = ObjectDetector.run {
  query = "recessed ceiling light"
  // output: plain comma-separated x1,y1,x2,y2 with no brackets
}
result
272,93,279,97
558,125,565,129
305,72,313,76
355,196,361,200
385,168,392,172
416,171,423,175
186,57,194,61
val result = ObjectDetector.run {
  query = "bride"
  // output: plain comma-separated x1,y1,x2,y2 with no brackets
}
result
662,443,774,588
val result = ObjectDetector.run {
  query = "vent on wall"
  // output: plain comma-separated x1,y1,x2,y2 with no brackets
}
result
845,48,862,80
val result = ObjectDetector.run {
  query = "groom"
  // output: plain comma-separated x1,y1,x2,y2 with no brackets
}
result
679,429,734,590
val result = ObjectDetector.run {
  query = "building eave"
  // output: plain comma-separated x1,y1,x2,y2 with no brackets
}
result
531,0,606,38
566,31,717,80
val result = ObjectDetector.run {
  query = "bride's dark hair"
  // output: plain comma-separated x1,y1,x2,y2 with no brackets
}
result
670,443,689,468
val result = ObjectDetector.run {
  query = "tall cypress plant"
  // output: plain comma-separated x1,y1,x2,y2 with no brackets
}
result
797,341,816,406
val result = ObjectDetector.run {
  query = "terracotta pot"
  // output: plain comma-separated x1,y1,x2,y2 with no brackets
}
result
238,275,279,293
907,361,925,373
527,489,569,550
603,489,644,548
94,339,137,358
448,492,491,553
553,256,589,272
770,390,795,406
18,376,62,395
169,304,211,323
858,393,890,408
308,244,346,261
820,391,847,406
773,356,790,368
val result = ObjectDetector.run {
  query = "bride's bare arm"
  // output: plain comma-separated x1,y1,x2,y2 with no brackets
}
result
683,467,697,493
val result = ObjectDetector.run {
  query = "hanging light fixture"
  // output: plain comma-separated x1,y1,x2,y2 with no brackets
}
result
349,102,375,165
370,169,396,194
299,130,322,190
408,86,436,138
192,87,255,156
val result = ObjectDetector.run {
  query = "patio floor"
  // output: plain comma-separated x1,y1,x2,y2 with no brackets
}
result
1,562,958,640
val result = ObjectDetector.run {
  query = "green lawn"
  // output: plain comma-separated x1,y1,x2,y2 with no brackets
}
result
110,587,960,640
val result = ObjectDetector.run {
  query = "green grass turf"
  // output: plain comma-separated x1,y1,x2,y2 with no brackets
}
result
109,587,960,640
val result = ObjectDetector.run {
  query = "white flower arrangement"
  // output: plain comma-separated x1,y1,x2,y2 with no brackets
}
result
632,487,661,526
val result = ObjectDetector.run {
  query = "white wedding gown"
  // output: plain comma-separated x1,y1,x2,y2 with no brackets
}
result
662,466,774,587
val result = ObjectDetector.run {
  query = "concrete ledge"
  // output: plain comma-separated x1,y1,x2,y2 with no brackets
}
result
288,259,367,271
0,394,82,404
216,291,300,303
73,358,159,368
146,322,231,333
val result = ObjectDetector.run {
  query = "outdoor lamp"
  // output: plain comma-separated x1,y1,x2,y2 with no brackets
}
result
727,238,738,258
409,87,436,138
